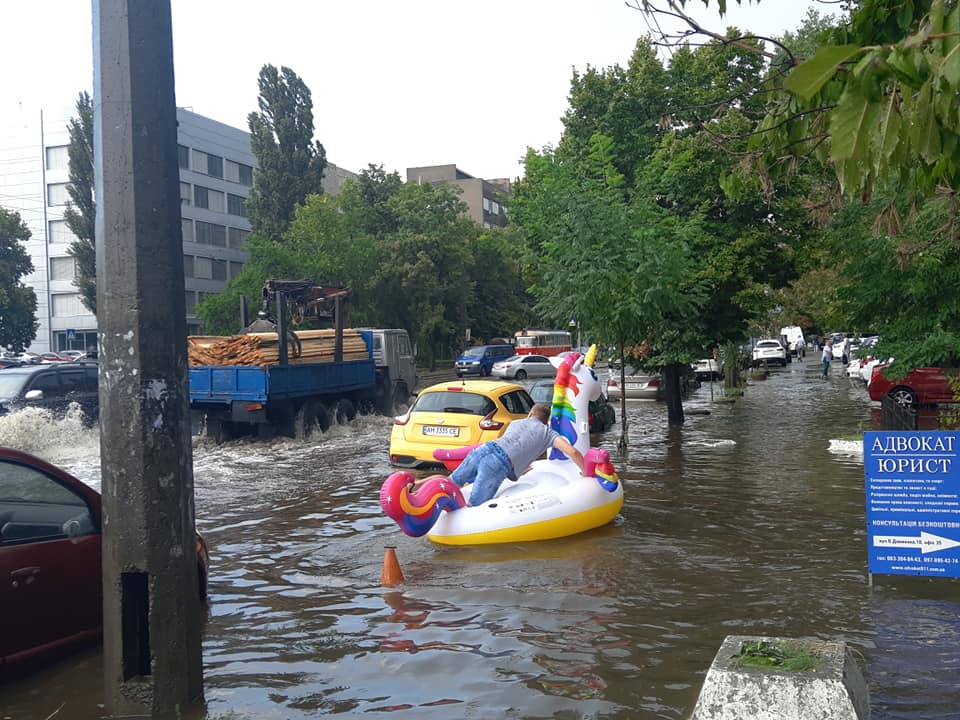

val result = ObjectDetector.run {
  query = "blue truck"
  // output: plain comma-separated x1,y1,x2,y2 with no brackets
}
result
188,282,417,442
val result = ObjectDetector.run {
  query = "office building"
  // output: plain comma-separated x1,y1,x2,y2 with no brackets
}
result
0,104,353,354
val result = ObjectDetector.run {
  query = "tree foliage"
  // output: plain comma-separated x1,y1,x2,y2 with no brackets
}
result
0,208,39,350
197,165,535,365
246,64,327,241
64,91,97,315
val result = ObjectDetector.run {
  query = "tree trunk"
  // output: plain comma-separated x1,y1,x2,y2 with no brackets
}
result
664,362,686,426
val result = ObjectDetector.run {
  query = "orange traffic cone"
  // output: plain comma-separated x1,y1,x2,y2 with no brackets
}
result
381,546,405,586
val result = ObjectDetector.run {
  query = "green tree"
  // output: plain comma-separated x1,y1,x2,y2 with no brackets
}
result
511,136,705,427
373,182,478,368
246,64,327,241
0,208,39,350
64,91,97,315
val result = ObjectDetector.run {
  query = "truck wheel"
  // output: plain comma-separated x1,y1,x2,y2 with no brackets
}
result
335,398,357,424
392,383,410,415
294,401,329,439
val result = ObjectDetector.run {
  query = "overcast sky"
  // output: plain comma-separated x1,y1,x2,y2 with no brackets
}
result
5,1,826,181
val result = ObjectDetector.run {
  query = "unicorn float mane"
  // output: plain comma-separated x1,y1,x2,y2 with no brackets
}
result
548,345,600,460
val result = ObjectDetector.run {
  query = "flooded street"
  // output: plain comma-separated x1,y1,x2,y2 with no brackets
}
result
2,360,959,719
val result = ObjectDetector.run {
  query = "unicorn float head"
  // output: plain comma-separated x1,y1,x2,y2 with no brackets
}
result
379,344,620,538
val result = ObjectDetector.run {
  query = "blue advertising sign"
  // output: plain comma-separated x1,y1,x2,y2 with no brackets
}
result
864,431,960,577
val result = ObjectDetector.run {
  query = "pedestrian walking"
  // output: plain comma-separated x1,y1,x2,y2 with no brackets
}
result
821,340,833,378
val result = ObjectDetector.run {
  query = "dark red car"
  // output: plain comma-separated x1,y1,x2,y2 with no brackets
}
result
868,365,957,408
0,448,208,678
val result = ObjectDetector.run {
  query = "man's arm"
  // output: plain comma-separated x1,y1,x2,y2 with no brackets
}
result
553,436,586,475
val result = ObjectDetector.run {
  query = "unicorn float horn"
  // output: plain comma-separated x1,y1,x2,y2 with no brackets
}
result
379,472,467,537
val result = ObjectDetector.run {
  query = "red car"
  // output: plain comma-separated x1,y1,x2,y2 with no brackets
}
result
868,365,957,408
0,448,208,678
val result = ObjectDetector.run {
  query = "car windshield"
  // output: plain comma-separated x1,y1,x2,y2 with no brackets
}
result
0,371,30,401
413,390,496,416
757,341,780,348
461,347,485,358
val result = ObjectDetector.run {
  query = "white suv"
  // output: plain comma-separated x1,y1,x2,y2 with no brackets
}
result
751,339,788,367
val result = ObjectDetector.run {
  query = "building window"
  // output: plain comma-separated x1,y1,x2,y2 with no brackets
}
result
206,153,223,179
491,201,500,215
194,256,213,280
46,145,69,171
482,197,491,212
192,149,224,178
227,227,249,249
47,183,70,206
227,193,247,217
50,256,78,281
178,144,189,169
191,149,207,174
194,185,224,213
226,159,253,186
229,261,244,279
185,291,196,314
212,259,227,281
196,221,226,246
181,218,194,242
48,220,76,244
183,254,194,278
51,293,86,317
180,181,191,206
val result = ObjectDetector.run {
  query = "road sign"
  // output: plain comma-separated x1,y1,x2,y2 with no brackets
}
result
864,431,960,578
66,328,76,340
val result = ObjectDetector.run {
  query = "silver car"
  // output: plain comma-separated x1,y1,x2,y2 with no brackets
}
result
490,354,556,380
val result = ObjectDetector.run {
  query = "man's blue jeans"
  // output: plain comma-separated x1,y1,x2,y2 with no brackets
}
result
450,442,512,506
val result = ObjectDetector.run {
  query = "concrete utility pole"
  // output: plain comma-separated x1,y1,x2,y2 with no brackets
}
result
93,1,204,715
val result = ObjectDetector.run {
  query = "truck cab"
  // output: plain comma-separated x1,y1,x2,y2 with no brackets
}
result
364,329,418,413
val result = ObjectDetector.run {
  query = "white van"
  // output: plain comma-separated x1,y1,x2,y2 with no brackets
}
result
779,326,806,357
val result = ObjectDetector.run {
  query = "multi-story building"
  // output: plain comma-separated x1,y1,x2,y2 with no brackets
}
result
0,104,354,354
406,164,511,229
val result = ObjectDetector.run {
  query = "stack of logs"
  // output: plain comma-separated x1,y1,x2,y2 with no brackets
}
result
188,329,369,367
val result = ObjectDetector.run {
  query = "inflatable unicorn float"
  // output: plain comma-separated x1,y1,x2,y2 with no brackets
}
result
379,345,623,545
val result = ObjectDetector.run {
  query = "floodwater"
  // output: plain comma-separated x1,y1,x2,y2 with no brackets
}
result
2,359,959,719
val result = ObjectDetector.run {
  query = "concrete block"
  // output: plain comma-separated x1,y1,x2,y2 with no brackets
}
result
690,635,869,720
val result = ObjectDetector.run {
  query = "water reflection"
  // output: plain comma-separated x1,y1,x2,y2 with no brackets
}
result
1,365,959,719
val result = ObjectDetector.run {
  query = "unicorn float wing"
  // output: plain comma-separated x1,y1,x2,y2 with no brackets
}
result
378,345,623,545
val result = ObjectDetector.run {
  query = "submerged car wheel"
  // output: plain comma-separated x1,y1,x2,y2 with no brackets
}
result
888,386,917,408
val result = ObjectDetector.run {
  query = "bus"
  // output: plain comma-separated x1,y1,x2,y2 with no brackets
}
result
513,329,573,357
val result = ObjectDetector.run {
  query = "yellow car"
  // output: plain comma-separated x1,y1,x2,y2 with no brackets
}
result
389,380,535,468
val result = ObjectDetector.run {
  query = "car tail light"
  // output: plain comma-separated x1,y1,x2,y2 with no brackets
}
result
607,379,619,388
479,410,503,431
393,409,412,426
648,378,661,387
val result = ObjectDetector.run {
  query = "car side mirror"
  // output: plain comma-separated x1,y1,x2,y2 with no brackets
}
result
24,389,43,401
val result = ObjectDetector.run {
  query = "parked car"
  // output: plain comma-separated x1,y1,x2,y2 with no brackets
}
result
528,379,616,432
606,367,664,400
58,350,87,361
0,363,99,423
692,358,722,381
39,353,69,363
0,358,24,369
490,354,556,380
751,339,788,367
2,351,40,365
868,365,957,408
453,343,515,378
389,380,534,468
0,447,208,678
